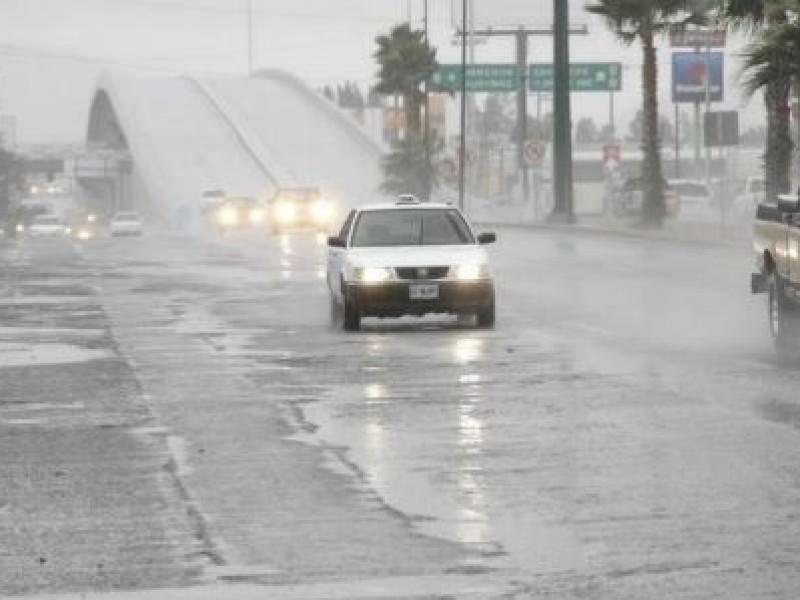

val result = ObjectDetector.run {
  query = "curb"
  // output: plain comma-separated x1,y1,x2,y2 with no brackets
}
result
472,218,751,248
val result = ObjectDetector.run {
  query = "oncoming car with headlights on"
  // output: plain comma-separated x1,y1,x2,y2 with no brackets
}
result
269,187,335,234
212,195,266,235
327,199,497,331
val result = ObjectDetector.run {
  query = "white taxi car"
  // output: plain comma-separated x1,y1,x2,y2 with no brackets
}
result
327,198,496,331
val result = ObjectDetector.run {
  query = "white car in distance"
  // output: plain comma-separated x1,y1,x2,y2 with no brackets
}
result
327,199,496,331
27,214,66,238
110,212,143,237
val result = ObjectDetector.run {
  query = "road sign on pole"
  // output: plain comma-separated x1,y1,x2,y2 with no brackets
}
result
430,64,520,93
529,63,622,93
524,140,546,166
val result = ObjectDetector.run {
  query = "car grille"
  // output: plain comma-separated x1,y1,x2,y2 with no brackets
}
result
395,266,450,280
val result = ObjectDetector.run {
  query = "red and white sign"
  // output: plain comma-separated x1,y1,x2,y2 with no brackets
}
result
524,141,546,165
602,143,621,164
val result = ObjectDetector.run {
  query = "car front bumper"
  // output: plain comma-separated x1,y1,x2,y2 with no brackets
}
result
346,280,494,317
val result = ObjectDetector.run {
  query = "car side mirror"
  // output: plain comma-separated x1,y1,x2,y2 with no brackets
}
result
328,236,346,248
477,232,496,245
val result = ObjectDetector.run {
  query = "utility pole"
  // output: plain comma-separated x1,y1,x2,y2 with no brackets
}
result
246,0,254,75
552,0,574,221
458,0,467,210
423,0,431,200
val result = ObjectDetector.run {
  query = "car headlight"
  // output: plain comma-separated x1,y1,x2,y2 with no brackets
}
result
218,207,238,226
65,226,72,235
354,266,392,284
311,200,333,223
78,229,92,240
455,263,489,281
15,223,24,233
275,202,296,223
87,214,97,224
249,209,265,224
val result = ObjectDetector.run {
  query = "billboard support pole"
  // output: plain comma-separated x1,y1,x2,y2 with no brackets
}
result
675,103,680,178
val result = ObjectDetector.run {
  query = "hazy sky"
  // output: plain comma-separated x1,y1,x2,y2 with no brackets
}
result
0,0,763,143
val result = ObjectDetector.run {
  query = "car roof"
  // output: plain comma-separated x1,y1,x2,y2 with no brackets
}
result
356,201,458,212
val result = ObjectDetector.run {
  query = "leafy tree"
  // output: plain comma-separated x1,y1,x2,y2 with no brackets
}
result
627,109,677,145
374,23,437,135
575,117,600,143
741,124,767,146
480,95,513,139
380,133,442,198
586,0,706,225
598,123,617,143
530,112,554,140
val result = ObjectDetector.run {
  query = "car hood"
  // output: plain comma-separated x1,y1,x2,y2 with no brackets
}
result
346,244,488,268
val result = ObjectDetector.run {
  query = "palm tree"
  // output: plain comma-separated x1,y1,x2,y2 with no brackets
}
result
379,133,442,197
726,0,798,200
374,23,437,135
586,0,706,225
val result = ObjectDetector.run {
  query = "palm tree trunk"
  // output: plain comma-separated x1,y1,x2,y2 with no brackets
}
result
764,79,793,200
405,93,422,136
641,32,665,226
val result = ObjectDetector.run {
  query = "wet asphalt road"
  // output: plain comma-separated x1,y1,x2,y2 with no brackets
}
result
3,228,800,598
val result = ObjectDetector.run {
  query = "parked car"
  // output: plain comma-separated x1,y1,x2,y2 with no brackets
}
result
668,179,717,222
615,177,680,218
110,212,143,237
733,176,767,220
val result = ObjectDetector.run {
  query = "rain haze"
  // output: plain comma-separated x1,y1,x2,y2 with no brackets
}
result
1,1,800,600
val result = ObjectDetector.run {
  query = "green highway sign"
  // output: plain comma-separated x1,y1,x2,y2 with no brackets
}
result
429,63,623,93
430,64,519,93
529,63,622,93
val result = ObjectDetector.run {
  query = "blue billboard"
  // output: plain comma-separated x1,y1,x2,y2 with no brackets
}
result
672,52,724,103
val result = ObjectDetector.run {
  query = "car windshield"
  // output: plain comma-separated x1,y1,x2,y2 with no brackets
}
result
114,213,139,222
350,209,475,247
33,216,59,225
202,190,224,198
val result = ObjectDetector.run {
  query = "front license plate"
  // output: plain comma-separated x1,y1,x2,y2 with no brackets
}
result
409,283,439,300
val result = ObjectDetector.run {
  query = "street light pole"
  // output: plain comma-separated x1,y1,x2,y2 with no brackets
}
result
458,0,467,210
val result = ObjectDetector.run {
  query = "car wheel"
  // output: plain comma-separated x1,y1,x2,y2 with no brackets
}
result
476,296,495,329
343,295,361,332
768,275,796,355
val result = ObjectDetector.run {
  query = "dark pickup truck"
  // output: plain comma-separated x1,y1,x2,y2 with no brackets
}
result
751,195,800,352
